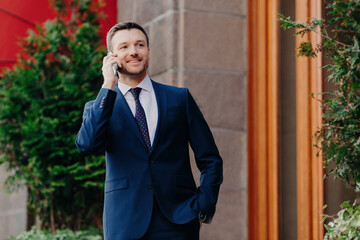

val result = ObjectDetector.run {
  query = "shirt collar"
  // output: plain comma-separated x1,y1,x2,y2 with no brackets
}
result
117,74,153,96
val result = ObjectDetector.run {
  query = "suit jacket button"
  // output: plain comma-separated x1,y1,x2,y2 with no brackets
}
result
198,211,207,222
149,160,154,164
147,183,153,189
100,97,105,108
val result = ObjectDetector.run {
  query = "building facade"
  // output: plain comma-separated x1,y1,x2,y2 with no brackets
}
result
1,0,359,239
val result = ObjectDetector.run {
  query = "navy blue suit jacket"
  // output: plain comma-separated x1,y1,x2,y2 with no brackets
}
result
76,80,223,240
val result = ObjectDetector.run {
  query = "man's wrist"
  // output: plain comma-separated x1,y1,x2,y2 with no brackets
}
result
102,82,117,90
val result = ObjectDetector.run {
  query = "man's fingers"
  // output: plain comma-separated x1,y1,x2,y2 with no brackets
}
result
107,57,120,65
107,58,122,69
103,53,117,64
103,52,110,64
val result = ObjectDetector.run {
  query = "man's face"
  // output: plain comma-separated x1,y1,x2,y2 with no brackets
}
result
111,29,149,77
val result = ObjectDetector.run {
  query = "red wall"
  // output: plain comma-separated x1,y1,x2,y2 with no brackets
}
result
0,0,117,70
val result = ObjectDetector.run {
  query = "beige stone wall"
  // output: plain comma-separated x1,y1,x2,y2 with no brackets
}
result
117,0,247,239
0,166,27,240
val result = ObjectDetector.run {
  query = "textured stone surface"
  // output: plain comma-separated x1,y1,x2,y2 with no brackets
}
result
117,0,136,22
184,70,246,131
215,130,247,189
0,210,27,240
151,68,178,86
184,11,246,72
200,189,247,240
148,13,179,76
135,0,177,24
0,166,27,240
190,129,247,190
185,0,246,16
117,0,179,23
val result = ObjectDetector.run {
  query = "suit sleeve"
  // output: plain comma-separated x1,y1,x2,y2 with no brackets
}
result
185,89,223,223
75,88,117,154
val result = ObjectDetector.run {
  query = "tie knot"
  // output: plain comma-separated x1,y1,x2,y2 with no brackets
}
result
130,87,142,100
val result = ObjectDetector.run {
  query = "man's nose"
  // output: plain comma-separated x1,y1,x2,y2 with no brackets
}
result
129,45,139,56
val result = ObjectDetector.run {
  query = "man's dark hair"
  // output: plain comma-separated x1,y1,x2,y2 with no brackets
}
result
106,22,149,52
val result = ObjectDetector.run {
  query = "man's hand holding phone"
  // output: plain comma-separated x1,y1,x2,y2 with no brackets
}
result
101,52,122,90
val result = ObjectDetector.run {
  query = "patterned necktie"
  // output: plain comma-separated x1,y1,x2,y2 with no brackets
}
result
129,88,151,151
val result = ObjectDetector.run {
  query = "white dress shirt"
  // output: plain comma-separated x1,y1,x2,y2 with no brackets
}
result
117,75,158,145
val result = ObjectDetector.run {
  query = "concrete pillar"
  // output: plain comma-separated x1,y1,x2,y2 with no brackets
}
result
0,165,27,240
117,0,247,238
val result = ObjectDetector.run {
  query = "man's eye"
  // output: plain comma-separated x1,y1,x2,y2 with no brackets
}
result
120,46,127,49
138,43,144,47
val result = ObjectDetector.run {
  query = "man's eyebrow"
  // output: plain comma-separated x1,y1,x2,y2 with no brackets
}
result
116,41,127,48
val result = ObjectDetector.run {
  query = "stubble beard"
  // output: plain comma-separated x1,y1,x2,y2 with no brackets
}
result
119,60,149,79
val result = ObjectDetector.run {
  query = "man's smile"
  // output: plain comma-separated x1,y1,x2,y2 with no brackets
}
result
127,59,142,63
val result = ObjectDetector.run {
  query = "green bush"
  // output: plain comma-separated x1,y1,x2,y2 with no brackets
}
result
9,226,103,240
0,0,106,230
323,201,360,240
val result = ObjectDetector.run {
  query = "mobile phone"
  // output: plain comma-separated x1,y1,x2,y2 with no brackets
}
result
109,51,119,77
112,64,119,77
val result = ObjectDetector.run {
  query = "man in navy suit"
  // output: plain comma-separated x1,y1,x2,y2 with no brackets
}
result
76,22,223,240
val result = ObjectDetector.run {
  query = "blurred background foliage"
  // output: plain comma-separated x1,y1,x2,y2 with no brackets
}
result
280,0,360,238
9,227,102,240
0,0,106,234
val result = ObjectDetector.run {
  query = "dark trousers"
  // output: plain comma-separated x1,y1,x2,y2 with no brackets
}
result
138,197,200,240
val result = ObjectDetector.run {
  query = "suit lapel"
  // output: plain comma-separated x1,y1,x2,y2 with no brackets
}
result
114,86,148,150
151,80,167,153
